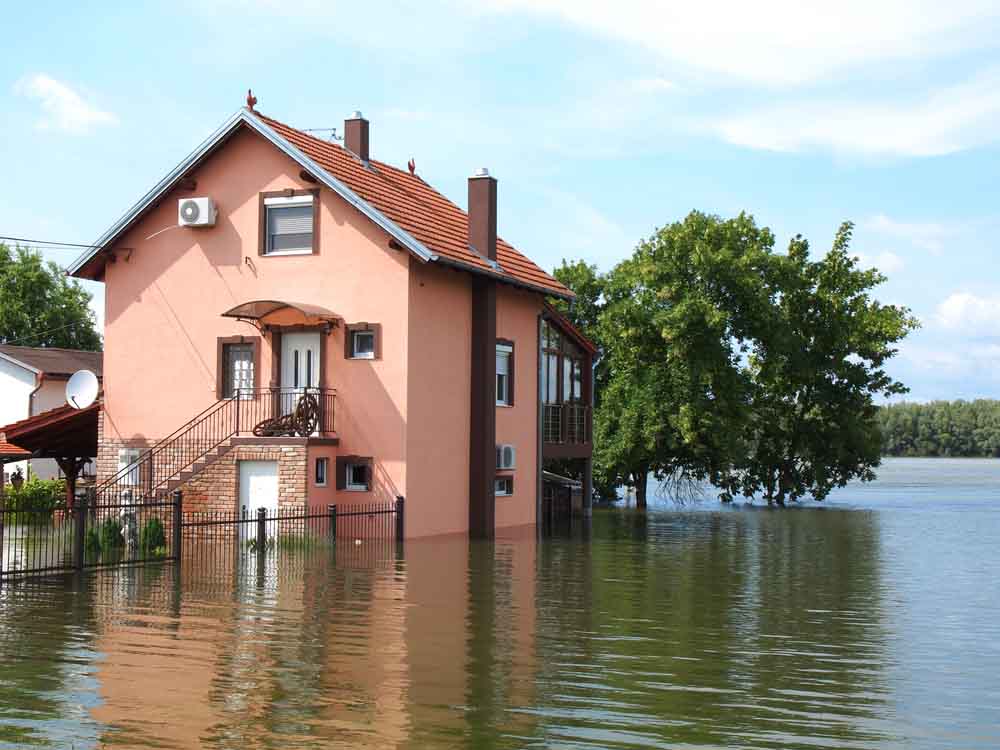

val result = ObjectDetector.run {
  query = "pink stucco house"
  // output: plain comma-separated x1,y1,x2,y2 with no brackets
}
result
68,101,594,538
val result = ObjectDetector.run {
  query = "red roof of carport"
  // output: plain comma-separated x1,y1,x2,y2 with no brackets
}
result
0,403,100,459
0,440,30,462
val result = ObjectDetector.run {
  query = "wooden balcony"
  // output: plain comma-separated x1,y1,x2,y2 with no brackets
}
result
542,403,592,459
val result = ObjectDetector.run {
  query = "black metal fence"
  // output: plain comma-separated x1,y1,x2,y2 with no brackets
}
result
1,493,403,579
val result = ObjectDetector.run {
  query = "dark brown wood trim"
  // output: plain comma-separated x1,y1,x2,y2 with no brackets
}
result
497,337,514,406
269,330,282,388
216,335,261,399
335,454,373,491
469,276,497,539
344,322,382,360
258,188,320,256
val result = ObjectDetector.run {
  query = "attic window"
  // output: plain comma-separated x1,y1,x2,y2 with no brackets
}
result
259,189,318,256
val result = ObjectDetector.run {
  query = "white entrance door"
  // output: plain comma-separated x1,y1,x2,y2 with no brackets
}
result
281,332,321,415
239,460,279,541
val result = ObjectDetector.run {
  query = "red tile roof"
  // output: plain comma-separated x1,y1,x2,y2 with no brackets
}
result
256,113,572,299
0,345,102,378
0,440,30,460
0,402,100,458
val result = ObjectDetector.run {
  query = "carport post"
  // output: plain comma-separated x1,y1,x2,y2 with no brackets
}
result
73,496,87,570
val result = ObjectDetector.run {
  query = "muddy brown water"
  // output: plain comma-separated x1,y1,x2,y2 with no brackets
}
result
1,458,998,748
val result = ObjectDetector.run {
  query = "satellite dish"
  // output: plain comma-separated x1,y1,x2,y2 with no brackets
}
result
66,370,99,410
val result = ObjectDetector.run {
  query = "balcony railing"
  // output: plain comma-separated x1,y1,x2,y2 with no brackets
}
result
93,388,336,505
543,403,591,445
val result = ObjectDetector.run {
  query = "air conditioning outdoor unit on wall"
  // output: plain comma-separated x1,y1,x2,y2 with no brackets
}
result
496,444,516,470
178,197,217,227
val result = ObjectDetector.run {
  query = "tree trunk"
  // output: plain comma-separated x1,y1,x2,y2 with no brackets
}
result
635,468,649,509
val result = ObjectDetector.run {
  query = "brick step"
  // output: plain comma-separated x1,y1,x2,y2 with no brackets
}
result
163,440,234,493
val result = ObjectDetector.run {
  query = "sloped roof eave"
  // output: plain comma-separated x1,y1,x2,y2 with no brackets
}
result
67,109,436,278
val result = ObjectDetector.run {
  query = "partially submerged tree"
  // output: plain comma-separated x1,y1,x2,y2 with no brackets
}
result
0,244,101,350
556,213,916,507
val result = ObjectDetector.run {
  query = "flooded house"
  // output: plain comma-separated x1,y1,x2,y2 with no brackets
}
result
66,98,595,539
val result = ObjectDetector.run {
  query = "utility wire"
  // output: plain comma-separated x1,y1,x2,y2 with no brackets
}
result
0,235,100,250
0,321,92,347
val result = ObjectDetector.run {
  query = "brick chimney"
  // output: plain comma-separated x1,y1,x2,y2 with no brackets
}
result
344,111,369,162
468,168,497,262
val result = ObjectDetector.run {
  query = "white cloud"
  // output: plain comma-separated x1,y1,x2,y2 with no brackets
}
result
480,0,1000,87
864,214,953,254
14,74,117,134
712,66,1000,156
935,292,1000,334
630,77,677,94
855,251,904,275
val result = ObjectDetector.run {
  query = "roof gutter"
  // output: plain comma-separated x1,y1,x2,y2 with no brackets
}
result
432,255,574,301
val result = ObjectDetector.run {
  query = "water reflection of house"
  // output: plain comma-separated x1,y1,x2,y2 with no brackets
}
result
87,534,541,747
65,100,595,539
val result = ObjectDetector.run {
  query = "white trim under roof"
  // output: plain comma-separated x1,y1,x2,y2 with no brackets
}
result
67,108,435,277
0,351,41,375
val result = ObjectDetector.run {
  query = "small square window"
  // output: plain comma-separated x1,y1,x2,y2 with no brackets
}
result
495,476,513,497
351,330,376,359
346,462,369,491
315,457,329,487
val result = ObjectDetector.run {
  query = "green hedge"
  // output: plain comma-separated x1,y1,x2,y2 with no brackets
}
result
3,478,66,516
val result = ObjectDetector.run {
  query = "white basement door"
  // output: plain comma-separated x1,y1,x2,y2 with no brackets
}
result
239,461,278,538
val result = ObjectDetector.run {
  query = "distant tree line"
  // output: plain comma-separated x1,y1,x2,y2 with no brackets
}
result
878,401,1000,457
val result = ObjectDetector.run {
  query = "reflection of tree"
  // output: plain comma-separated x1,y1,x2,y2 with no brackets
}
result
527,509,893,748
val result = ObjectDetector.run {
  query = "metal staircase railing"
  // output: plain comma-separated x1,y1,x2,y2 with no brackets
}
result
93,388,336,505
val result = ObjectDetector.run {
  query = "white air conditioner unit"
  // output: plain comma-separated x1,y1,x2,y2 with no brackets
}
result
496,444,516,470
178,197,217,227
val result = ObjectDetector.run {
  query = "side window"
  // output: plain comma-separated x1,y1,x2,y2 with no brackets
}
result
345,324,381,360
336,456,373,491
259,189,318,256
118,448,141,486
315,457,329,487
496,341,514,406
217,337,258,399
494,476,513,496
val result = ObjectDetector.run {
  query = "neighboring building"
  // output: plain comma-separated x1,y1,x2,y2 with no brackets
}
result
67,103,594,538
0,345,102,482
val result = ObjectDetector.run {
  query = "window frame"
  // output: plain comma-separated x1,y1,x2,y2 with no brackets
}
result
344,323,382,360
496,339,515,407
258,188,320,257
335,455,373,492
494,475,514,497
117,448,141,487
315,457,329,487
216,336,260,399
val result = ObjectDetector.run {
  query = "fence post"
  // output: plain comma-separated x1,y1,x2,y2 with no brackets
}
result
0,496,5,576
172,490,183,564
257,507,267,551
328,504,337,542
73,496,87,570
395,496,405,541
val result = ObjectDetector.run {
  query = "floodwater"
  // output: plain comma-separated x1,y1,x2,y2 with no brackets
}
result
1,457,998,749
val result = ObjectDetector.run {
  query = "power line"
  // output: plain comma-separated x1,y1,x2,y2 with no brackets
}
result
0,321,95,347
0,235,100,250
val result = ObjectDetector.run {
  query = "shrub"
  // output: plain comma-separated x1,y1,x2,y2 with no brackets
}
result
98,518,124,551
140,517,166,556
84,528,101,560
4,477,66,517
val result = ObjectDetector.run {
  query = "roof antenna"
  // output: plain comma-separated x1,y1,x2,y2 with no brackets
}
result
246,89,257,111
408,158,416,176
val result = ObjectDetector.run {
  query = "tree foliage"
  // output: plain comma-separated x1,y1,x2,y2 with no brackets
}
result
879,400,1000,457
555,212,917,506
0,244,101,350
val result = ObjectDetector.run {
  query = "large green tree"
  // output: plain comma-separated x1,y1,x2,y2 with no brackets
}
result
0,244,101,350
556,212,916,507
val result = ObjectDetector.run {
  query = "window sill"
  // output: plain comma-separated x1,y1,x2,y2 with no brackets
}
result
348,355,376,361
262,249,314,257
344,486,369,492
496,403,514,408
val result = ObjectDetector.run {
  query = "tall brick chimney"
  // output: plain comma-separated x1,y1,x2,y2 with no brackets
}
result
468,167,497,262
344,111,369,162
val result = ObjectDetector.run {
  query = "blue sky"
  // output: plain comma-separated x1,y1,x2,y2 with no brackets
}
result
4,1,1000,402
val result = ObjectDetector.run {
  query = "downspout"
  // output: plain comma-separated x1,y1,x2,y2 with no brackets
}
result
25,372,45,479
28,372,45,417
